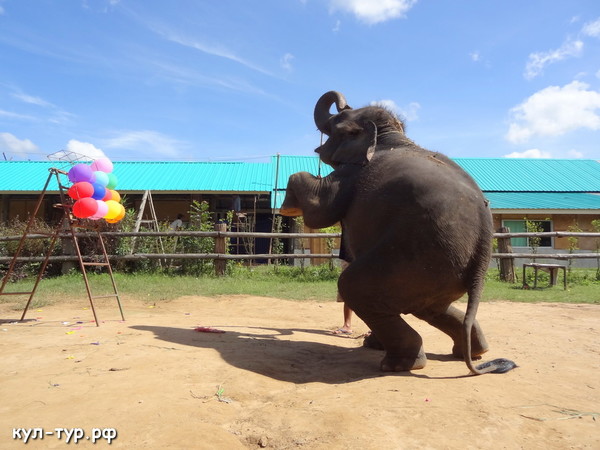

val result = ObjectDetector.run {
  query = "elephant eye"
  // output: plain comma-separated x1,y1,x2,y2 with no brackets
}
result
339,122,362,136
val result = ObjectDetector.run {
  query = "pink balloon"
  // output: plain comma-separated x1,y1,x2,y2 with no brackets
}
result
91,200,109,219
90,157,113,173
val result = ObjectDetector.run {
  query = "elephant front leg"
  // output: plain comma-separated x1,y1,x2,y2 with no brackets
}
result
378,316,427,372
280,186,303,217
413,305,489,359
339,262,427,372
358,312,427,372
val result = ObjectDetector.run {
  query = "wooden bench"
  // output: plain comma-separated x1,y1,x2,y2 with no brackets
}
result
522,263,567,290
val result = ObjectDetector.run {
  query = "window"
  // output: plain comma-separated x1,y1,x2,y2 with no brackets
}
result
502,219,552,248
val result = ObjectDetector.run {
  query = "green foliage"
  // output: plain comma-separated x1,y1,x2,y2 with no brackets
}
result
109,208,163,274
293,216,307,271
0,218,64,280
566,221,582,274
524,217,545,253
319,224,341,270
592,219,600,281
3,267,598,310
176,200,218,276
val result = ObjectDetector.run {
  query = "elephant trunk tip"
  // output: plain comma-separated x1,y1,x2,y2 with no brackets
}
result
473,358,518,374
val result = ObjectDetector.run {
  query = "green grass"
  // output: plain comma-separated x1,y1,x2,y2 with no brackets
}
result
1,265,598,309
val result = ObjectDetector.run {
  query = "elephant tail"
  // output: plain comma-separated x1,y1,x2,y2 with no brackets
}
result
463,282,518,375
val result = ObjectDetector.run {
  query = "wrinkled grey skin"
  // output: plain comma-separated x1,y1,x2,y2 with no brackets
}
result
281,91,516,375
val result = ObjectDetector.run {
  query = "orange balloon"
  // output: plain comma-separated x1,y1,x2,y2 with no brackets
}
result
110,190,121,202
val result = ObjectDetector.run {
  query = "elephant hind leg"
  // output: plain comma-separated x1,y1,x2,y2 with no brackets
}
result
413,305,489,358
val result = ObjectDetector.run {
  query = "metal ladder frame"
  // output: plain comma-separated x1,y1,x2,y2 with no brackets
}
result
0,168,124,326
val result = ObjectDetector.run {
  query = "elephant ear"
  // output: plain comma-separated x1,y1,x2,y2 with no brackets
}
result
331,121,378,165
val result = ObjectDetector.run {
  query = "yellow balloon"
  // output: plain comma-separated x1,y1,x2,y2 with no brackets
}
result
103,200,121,220
110,204,126,222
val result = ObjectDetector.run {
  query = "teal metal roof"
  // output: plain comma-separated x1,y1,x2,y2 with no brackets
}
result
271,155,332,209
486,192,600,211
454,158,600,192
0,161,272,193
1,158,599,212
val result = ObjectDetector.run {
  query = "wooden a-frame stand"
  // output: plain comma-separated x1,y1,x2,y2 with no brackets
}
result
0,168,124,326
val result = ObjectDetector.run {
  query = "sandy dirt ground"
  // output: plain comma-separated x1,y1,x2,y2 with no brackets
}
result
1,294,599,449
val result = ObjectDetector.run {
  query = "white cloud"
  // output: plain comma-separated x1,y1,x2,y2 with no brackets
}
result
504,149,553,159
146,23,272,76
103,130,187,158
567,149,584,158
0,132,39,157
506,81,600,143
280,53,294,72
582,17,600,37
7,87,75,124
0,109,36,120
524,39,583,80
470,51,480,62
11,91,53,108
371,99,420,121
332,20,341,33
330,0,418,25
62,140,106,160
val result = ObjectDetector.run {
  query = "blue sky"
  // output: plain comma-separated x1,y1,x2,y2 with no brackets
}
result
0,0,599,162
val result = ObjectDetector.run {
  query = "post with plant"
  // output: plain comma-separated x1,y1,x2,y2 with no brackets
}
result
269,215,285,270
179,200,217,276
524,217,543,254
496,226,515,282
320,224,341,271
566,221,582,274
293,216,307,271
592,219,600,281
214,221,227,276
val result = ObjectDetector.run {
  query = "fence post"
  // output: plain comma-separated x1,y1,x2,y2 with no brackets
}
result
214,222,227,276
60,217,76,274
497,226,515,282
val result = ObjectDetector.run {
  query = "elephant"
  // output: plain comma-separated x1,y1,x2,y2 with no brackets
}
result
280,91,516,375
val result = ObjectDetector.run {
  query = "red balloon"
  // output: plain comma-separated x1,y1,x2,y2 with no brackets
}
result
67,182,94,200
101,189,112,202
72,197,98,218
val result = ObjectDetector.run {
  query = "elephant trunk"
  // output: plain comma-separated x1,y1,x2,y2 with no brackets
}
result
314,91,351,134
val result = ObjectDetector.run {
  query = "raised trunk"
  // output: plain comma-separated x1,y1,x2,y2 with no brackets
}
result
313,91,351,134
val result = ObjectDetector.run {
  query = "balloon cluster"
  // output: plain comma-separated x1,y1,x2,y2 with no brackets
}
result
66,157,125,223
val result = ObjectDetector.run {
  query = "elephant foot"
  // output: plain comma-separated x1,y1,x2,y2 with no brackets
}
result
381,348,427,372
363,332,385,350
451,341,489,359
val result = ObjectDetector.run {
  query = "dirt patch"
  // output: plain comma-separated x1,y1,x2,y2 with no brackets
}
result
1,296,599,449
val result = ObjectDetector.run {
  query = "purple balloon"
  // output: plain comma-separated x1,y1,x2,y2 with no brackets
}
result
91,182,106,200
68,164,93,183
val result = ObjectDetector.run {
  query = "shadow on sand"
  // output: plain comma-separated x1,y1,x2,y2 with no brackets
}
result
131,324,467,384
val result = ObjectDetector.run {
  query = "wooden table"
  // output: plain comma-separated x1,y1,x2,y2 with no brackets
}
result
522,263,567,290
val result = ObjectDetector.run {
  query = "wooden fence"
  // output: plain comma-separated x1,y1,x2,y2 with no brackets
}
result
1,230,599,277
